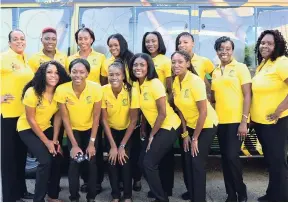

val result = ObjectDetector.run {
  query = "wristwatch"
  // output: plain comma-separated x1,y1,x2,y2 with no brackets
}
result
119,144,125,148
90,138,96,142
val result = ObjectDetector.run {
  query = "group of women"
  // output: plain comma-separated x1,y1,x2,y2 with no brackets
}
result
1,26,288,202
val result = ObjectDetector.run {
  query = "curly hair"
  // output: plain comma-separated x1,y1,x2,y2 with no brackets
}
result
22,61,71,102
255,30,288,64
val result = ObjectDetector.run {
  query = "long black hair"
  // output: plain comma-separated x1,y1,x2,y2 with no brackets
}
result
142,31,166,55
171,50,198,75
129,53,158,82
22,61,71,103
107,33,134,67
255,29,288,64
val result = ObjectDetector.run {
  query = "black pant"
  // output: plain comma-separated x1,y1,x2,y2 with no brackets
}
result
106,128,132,199
217,123,247,198
141,127,179,202
67,129,98,201
81,125,104,190
19,128,62,201
253,116,288,202
185,126,217,202
130,126,142,182
1,116,27,202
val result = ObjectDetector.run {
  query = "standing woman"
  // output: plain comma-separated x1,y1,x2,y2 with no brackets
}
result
142,31,174,197
130,53,181,202
28,27,67,73
251,30,288,202
172,50,218,202
17,61,70,202
1,29,34,202
102,60,139,202
211,36,251,202
54,58,102,202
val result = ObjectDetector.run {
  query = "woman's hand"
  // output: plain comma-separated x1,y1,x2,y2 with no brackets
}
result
45,140,57,156
191,138,199,157
183,136,191,152
237,122,248,141
1,94,15,104
118,147,129,165
109,147,118,165
146,136,154,152
70,146,83,159
86,144,96,160
267,109,282,123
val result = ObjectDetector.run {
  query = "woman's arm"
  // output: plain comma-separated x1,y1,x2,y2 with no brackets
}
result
52,110,62,144
149,96,166,138
238,83,251,139
176,108,191,153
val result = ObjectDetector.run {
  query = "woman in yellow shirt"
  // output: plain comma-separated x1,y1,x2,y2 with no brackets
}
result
172,50,218,202
102,60,139,202
1,29,34,202
142,31,174,198
54,58,102,202
67,27,106,85
28,27,67,73
17,61,70,202
211,36,251,202
251,30,288,202
129,53,181,202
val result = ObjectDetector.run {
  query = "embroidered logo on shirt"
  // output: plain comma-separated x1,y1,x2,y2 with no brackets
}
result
86,96,92,104
228,70,236,77
184,89,189,98
93,59,97,65
122,98,128,106
106,100,113,108
65,97,74,105
143,92,149,101
11,63,21,71
39,59,45,65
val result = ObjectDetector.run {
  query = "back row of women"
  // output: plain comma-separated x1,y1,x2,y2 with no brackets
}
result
1,26,288,202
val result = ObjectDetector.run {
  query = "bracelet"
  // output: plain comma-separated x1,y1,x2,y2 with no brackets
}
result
90,137,96,142
181,131,189,139
119,144,125,149
242,114,249,119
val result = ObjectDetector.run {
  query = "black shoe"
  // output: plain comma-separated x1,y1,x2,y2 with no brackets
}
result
181,191,189,200
16,199,25,202
71,199,79,202
148,191,156,198
238,195,247,202
133,180,142,192
119,182,124,191
87,199,95,202
165,190,172,197
80,183,88,193
96,184,103,195
22,192,34,199
257,195,269,202
225,196,237,202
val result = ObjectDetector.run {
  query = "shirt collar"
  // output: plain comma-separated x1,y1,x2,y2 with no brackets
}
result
215,58,237,70
191,53,200,62
176,71,191,85
40,48,60,56
76,49,96,57
8,48,27,61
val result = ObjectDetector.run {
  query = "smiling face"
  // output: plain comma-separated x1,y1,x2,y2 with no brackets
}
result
178,35,194,54
9,30,26,54
171,53,189,76
108,65,124,89
108,38,120,58
45,64,59,87
77,30,93,51
216,41,234,64
41,32,57,53
70,62,89,86
259,34,275,60
132,57,148,80
145,33,159,56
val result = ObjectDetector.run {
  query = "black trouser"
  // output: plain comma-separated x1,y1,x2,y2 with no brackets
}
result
140,127,179,202
81,125,104,190
217,123,247,198
67,129,98,201
185,126,217,202
1,116,27,202
106,128,132,199
130,126,142,182
19,128,62,202
253,116,288,202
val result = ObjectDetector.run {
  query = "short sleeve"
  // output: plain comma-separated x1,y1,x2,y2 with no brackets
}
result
28,56,39,73
204,58,215,74
163,60,172,78
100,54,107,77
23,88,38,107
130,87,140,109
151,79,166,100
190,78,207,102
54,86,66,104
276,57,288,81
93,84,103,103
238,64,252,85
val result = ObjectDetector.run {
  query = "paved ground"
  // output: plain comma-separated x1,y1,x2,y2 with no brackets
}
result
25,157,268,202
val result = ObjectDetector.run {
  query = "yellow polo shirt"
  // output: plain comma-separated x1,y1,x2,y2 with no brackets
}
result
191,53,214,80
211,59,251,124
28,49,67,73
135,78,181,130
66,50,106,84
0,48,34,118
54,81,102,131
173,71,218,129
102,56,132,84
17,87,58,132
102,84,139,130
251,56,288,124
152,54,172,87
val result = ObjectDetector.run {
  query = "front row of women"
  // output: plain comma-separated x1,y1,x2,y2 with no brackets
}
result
14,30,288,202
